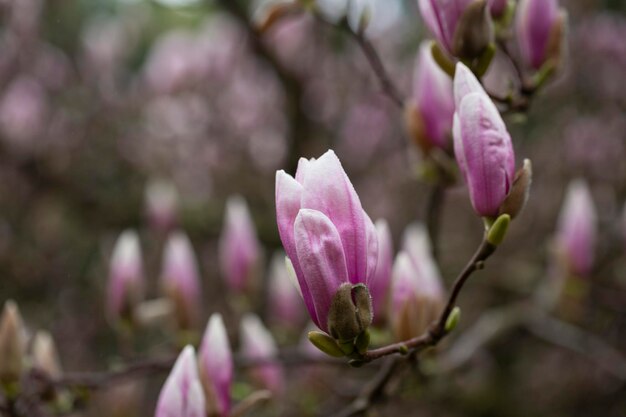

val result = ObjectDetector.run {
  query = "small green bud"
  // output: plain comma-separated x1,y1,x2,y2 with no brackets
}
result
445,307,462,333
431,42,455,77
327,283,361,341
308,331,345,358
355,329,371,355
486,214,511,246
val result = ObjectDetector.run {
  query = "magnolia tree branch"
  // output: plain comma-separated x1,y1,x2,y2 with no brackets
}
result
363,238,496,362
312,13,405,108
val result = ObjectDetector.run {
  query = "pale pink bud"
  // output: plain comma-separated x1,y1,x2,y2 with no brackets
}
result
275,150,378,333
161,231,202,329
31,331,62,378
453,63,516,217
368,219,393,323
389,250,444,341
267,251,305,329
155,346,206,417
406,42,455,152
0,76,47,145
107,230,144,322
0,300,26,383
199,314,233,417
219,196,262,294
145,179,179,234
555,180,597,277
240,314,284,395
515,0,564,70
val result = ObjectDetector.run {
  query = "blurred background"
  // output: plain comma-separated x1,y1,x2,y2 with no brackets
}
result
0,0,625,415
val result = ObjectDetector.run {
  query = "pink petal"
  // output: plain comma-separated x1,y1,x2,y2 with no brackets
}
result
300,150,368,284
294,209,349,332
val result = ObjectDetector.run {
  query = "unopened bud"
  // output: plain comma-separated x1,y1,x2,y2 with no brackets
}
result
445,307,461,333
499,159,532,219
31,331,62,378
487,214,511,246
307,331,345,358
452,0,494,60
0,301,26,384
327,283,372,343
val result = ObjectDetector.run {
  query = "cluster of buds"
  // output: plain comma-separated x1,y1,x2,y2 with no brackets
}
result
156,313,233,417
0,301,63,398
276,150,379,359
107,228,203,333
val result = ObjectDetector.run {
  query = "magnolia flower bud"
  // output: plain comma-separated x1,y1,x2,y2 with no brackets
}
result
452,63,517,218
199,314,233,417
155,346,206,417
31,331,62,378
145,179,179,234
389,252,444,341
405,42,454,153
389,225,445,341
240,314,284,395
107,230,144,323
275,150,378,336
555,180,597,277
419,0,494,59
267,251,305,329
368,219,393,324
0,300,26,384
219,196,262,295
516,0,566,70
161,231,202,330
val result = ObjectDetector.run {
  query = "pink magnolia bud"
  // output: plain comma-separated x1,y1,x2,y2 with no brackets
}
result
199,314,233,417
515,0,565,70
369,219,393,324
267,251,305,329
107,230,144,322
405,42,455,153
555,180,597,277
219,196,262,294
155,345,206,417
145,179,179,234
161,231,202,330
402,223,441,285
275,150,378,333
453,63,516,217
419,0,494,59
389,250,444,342
239,314,284,395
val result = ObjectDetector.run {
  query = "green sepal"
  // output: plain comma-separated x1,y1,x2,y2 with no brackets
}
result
445,306,462,333
355,329,371,355
486,214,511,246
308,331,346,358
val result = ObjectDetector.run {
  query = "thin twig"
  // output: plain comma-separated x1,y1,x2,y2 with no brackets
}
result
363,238,496,362
313,14,405,108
